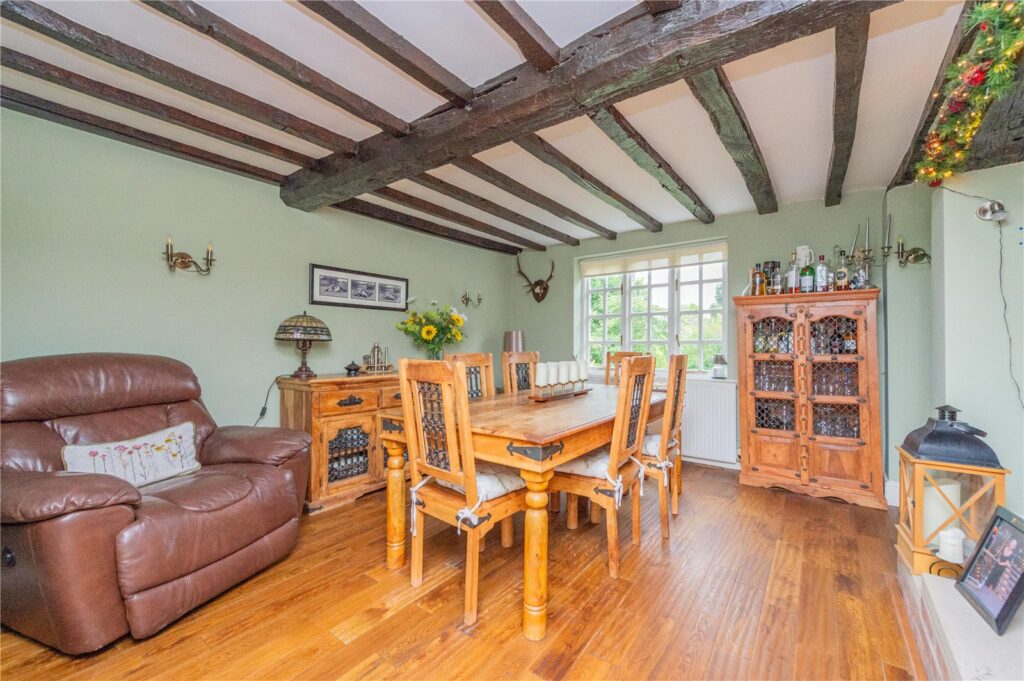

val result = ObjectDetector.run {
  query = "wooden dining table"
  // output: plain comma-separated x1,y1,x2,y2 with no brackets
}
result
378,383,665,641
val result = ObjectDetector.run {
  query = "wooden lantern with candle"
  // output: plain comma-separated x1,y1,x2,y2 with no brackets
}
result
896,406,1009,576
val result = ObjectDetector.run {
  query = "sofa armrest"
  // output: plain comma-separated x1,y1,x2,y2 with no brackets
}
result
1,469,141,524
200,426,311,467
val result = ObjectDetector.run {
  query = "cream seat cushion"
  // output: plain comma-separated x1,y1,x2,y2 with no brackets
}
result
643,434,662,457
554,447,628,478
436,462,526,502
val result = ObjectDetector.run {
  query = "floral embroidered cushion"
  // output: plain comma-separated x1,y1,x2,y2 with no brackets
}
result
61,422,200,487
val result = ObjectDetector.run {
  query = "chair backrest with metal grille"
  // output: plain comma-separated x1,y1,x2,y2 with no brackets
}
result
606,355,655,476
501,351,539,394
398,359,480,506
444,352,495,401
655,354,687,462
604,351,645,385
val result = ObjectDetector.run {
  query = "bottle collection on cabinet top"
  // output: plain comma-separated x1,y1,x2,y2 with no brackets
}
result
745,247,872,297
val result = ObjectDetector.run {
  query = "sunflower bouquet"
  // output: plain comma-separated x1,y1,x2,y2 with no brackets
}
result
396,302,466,360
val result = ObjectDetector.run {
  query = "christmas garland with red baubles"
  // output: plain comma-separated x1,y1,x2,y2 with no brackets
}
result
916,0,1024,186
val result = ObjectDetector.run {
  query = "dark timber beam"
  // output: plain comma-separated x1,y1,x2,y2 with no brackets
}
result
686,67,778,214
451,157,617,239
645,1,683,15
0,48,314,168
334,199,521,255
0,0,357,155
889,1,976,188
143,0,409,136
410,173,580,246
590,106,713,224
281,1,892,210
824,13,870,206
475,1,560,72
374,186,546,251
965,65,1024,172
516,133,663,232
298,1,474,106
1,87,284,184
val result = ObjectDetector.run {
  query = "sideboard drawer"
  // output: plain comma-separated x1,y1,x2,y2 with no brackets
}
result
380,387,403,408
318,388,379,417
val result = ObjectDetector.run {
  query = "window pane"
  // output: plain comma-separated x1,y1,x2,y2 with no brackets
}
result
703,262,724,279
679,265,699,283
588,276,606,290
607,343,621,356
606,290,622,314
703,282,724,310
606,274,622,289
679,284,699,311
631,271,648,286
651,344,668,369
680,344,700,370
650,269,669,285
651,315,669,341
702,250,725,263
589,317,605,341
702,312,723,340
631,288,648,314
702,343,724,370
589,292,604,316
589,344,605,366
632,343,649,355
679,314,699,341
630,316,647,341
650,286,669,313
607,317,622,341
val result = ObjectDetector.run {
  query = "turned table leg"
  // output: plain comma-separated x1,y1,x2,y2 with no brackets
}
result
384,438,407,570
521,469,554,641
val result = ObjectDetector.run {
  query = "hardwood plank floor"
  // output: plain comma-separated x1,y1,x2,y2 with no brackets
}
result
1,466,919,681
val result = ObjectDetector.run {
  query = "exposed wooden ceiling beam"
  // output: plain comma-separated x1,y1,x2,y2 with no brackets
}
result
888,1,976,188
409,173,580,246
475,1,560,72
334,199,521,255
590,106,713,224
0,48,313,168
515,133,663,232
298,0,474,106
1,87,284,184
0,0,356,155
965,65,1024,172
825,13,870,207
644,1,683,15
281,1,891,211
143,0,409,136
686,67,778,214
374,186,546,251
451,156,617,240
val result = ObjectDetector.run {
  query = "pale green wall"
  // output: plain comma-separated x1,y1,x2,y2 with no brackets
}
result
510,184,936,485
0,110,513,426
931,163,1024,513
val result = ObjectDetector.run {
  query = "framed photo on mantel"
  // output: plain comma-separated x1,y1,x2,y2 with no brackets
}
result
309,264,408,312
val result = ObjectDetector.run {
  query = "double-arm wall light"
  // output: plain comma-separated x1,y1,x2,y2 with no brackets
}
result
165,238,215,275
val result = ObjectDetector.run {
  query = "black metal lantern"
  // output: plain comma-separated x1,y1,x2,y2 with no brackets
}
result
901,405,1001,468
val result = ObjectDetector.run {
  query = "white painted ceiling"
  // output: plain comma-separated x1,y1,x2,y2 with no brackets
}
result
0,0,966,250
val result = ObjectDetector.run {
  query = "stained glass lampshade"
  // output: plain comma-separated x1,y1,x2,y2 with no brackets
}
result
275,311,332,378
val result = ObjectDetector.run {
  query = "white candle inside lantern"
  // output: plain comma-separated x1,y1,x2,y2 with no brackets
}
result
557,361,571,385
534,362,549,387
578,358,589,382
923,478,961,544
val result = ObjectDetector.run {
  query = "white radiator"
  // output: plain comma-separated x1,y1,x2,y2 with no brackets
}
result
680,376,738,467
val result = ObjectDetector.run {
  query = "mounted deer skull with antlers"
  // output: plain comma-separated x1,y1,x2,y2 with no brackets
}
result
516,256,554,303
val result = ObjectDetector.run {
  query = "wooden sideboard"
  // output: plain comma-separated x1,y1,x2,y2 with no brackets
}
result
278,373,402,513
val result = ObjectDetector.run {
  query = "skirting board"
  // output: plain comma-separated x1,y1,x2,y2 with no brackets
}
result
683,455,740,471
885,479,899,507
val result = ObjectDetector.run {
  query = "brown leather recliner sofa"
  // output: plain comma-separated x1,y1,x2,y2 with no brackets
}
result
0,353,311,655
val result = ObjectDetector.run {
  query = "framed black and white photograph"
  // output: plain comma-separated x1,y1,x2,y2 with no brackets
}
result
956,506,1024,635
309,264,408,312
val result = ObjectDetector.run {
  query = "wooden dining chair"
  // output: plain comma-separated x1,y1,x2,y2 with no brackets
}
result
399,359,527,625
604,350,645,385
641,354,687,539
445,352,495,400
501,351,539,394
550,355,655,578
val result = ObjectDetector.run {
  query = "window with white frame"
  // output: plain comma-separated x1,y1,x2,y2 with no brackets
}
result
581,241,727,372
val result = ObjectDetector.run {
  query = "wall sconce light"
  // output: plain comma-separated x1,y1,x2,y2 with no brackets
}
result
896,238,931,268
460,290,482,308
165,238,215,275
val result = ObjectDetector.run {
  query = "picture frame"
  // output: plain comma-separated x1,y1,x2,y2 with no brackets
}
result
309,264,408,312
955,506,1024,635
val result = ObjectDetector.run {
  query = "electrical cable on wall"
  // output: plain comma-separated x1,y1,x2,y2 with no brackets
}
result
254,375,290,426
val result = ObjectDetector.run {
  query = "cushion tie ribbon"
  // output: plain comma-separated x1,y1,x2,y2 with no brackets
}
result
409,475,432,536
